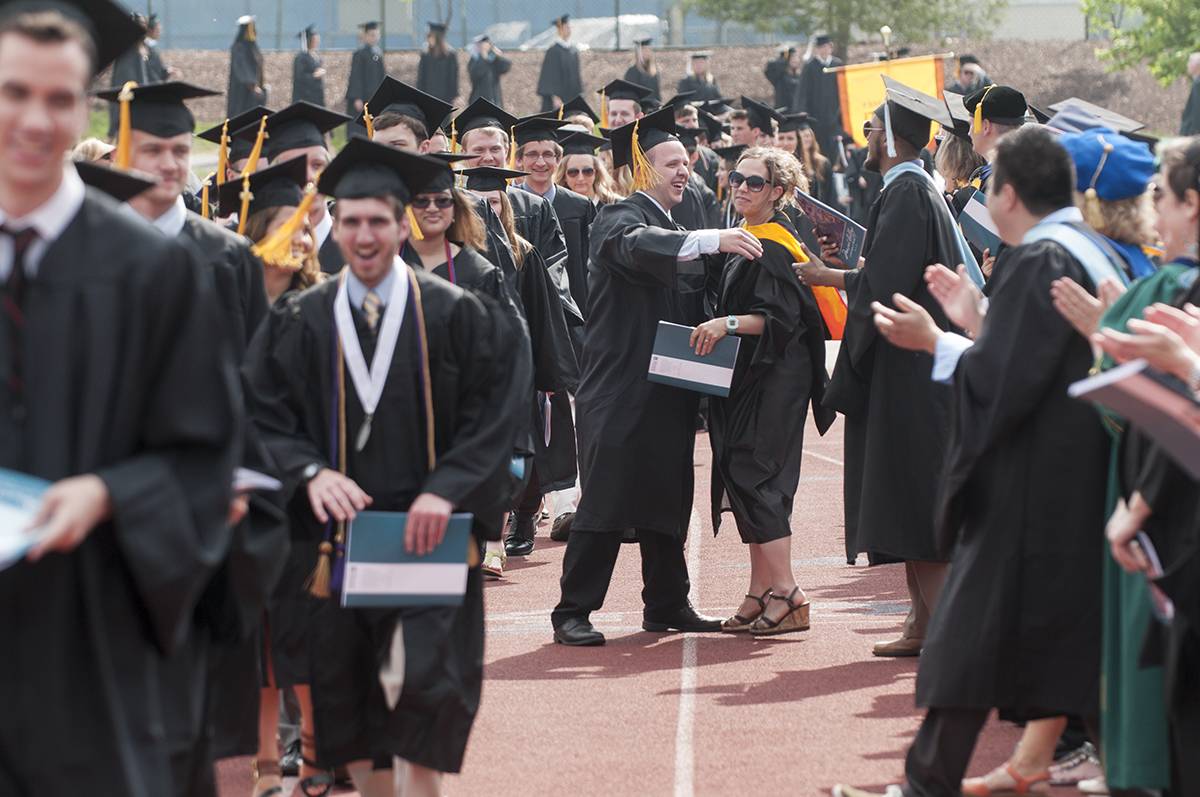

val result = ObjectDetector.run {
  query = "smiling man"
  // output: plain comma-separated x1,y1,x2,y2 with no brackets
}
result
0,3,240,794
550,106,764,646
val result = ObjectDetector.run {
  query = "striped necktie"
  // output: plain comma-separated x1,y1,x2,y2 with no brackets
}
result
362,289,383,333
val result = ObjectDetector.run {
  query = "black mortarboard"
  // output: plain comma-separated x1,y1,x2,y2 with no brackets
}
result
452,97,519,137
558,130,607,156
74,159,156,201
560,94,600,123
197,104,271,161
777,112,815,133
599,78,653,103
958,54,980,67
676,126,703,151
662,91,697,110
1047,97,1144,134
610,104,677,170
712,143,747,164
697,98,734,116
697,109,723,142
427,21,447,33
513,115,569,146
552,14,569,26
93,80,219,138
1028,104,1052,125
963,84,1028,129
943,91,972,139
317,137,447,203
361,20,380,31
422,161,456,193
217,154,307,218
876,77,949,153
740,95,783,132
689,50,711,59
814,34,832,46
429,152,473,165
355,76,453,132
234,101,351,160
302,24,317,37
462,166,528,192
634,37,653,46
639,96,659,113
0,0,144,74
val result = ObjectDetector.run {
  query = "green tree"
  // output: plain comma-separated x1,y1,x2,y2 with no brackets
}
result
682,0,1005,56
1083,0,1200,85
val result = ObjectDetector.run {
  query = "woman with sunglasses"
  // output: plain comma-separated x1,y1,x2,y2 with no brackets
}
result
691,147,835,635
555,153,621,206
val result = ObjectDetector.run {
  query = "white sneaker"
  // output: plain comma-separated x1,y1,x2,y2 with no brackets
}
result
1078,775,1108,795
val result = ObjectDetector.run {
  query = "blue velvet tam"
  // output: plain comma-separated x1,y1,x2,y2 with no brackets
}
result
1058,126,1156,201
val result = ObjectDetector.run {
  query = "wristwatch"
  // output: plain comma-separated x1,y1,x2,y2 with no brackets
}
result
725,315,739,334
300,462,322,483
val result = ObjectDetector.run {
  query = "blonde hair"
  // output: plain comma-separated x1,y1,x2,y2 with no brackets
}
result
243,206,322,291
72,137,114,162
447,189,487,250
554,153,621,205
935,135,985,192
737,146,808,209
1077,190,1155,246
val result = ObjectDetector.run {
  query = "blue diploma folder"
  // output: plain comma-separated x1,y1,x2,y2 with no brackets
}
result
958,188,1002,255
341,511,474,608
647,321,741,398
0,468,50,571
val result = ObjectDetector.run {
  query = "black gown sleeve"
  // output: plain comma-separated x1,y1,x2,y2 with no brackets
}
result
518,247,579,393
591,203,690,288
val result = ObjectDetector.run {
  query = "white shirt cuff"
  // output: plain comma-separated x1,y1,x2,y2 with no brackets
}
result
678,229,720,260
932,332,974,383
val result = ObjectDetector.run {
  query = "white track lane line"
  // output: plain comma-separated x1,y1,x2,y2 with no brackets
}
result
674,508,703,797
803,449,844,466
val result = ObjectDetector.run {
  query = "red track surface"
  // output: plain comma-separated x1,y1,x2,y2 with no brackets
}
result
220,363,1082,796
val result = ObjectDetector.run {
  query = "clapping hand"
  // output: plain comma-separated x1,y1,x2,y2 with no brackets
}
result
926,263,984,338
872,293,942,353
1092,314,1200,381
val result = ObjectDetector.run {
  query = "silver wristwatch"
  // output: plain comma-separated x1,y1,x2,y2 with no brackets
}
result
725,315,739,333
301,462,322,483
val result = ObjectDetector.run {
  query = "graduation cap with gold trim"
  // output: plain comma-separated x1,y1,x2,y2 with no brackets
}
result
233,101,351,162
0,0,145,75
451,97,519,139
545,95,600,124
461,166,529,192
216,153,309,240
197,105,272,183
318,137,448,206
596,78,654,128
610,105,677,191
513,114,570,147
963,84,1027,134
74,159,157,202
353,76,453,138
93,81,220,171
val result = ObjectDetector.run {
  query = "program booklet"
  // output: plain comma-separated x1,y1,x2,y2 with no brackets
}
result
793,188,867,267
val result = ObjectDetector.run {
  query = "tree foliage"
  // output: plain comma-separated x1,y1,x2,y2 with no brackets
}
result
683,0,1005,55
1083,0,1200,85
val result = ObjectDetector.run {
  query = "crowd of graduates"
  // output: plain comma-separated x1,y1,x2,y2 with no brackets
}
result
3,2,1200,797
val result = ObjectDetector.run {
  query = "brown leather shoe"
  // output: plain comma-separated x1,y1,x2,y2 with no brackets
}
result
872,636,923,657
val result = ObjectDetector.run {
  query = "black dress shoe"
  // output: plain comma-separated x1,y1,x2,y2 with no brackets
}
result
504,511,536,557
553,617,605,646
549,511,574,541
643,602,723,633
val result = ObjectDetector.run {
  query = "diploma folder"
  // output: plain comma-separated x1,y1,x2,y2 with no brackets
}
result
342,511,474,608
1068,359,1200,480
958,188,1002,254
0,468,51,571
647,321,741,397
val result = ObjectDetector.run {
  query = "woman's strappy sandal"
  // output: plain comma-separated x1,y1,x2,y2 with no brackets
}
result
722,589,772,632
295,734,334,797
250,759,283,797
750,586,811,635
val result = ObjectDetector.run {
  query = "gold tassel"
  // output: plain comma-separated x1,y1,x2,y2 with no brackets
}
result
216,120,229,186
630,119,660,191
557,105,564,121
600,89,608,129
115,80,137,170
236,174,253,236
450,118,458,153
306,540,334,598
240,115,269,178
251,184,318,268
406,204,425,240
972,84,995,135
507,125,516,169
246,19,256,43
200,176,212,220
363,103,375,140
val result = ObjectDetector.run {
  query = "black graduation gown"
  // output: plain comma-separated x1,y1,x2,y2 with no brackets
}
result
508,186,583,326
345,44,386,116
549,184,595,319
675,74,723,103
916,239,1108,719
709,214,833,543
318,226,344,275
243,268,511,773
764,58,801,112
108,45,147,137
807,157,835,206
623,64,661,100
1181,78,1200,136
695,146,720,193
467,52,511,105
675,171,720,232
572,192,710,537
228,38,265,117
796,57,844,159
845,146,882,227
824,170,959,565
146,43,168,82
536,41,582,111
0,191,239,797
417,50,460,103
292,49,326,106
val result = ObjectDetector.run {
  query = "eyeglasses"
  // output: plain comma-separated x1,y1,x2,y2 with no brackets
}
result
566,167,595,178
862,121,885,138
410,195,454,209
728,171,769,192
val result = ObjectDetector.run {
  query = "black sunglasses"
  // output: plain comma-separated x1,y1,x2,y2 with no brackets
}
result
566,167,595,178
410,195,455,209
728,171,769,192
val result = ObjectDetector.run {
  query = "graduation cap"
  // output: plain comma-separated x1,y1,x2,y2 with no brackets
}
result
355,76,453,136
452,97,519,140
943,91,972,139
1047,97,1144,135
557,95,600,124
429,151,473,166
513,115,570,147
197,105,272,173
963,84,1028,133
876,76,951,156
427,21,447,34
711,143,747,164
0,0,145,74
1027,104,1052,125
558,130,607,156
777,112,815,133
74,159,157,202
740,95,783,132
697,98,735,116
676,126,704,151
552,14,570,26
1059,126,1155,203
959,54,981,67
662,91,698,111
361,20,380,31
599,78,653,105
318,137,447,205
697,109,724,142
634,37,653,46
235,101,351,162
689,50,712,59
610,105,677,190
217,154,308,221
93,80,218,139
813,34,832,47
462,166,528,192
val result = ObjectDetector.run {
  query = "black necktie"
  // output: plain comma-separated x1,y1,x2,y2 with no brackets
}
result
2,225,39,400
